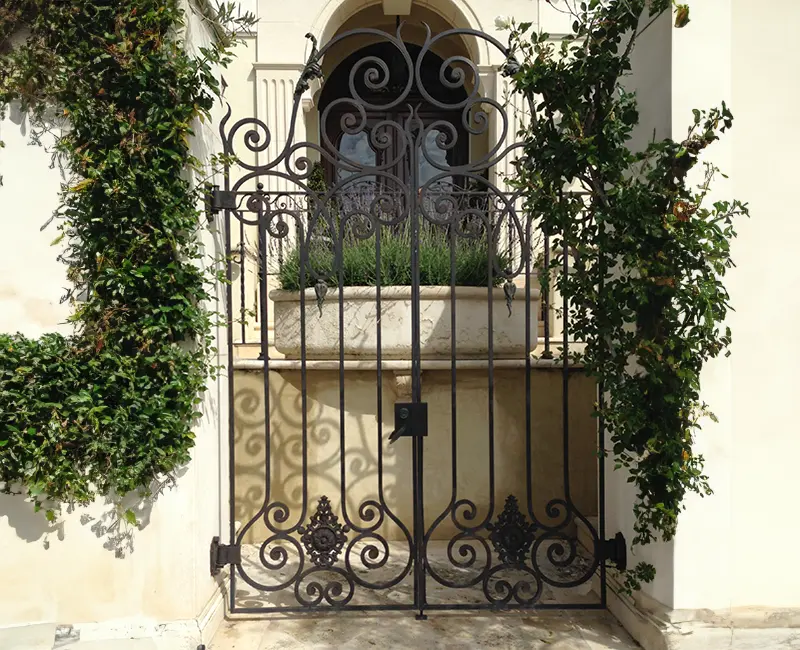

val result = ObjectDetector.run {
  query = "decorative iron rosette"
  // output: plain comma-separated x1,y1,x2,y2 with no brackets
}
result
299,496,350,568
487,495,537,566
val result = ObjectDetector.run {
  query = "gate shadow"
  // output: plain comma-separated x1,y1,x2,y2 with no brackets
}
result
232,367,598,542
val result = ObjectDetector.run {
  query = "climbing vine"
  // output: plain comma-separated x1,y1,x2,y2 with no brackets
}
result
0,1,254,521
502,0,748,589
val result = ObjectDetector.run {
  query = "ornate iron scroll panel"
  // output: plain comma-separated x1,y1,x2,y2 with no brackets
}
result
219,23,609,615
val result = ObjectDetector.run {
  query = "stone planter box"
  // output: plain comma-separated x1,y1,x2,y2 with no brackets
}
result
270,286,541,360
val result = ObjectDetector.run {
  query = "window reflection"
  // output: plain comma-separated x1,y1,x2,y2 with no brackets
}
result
337,132,376,181
336,131,379,215
419,128,455,220
419,129,452,188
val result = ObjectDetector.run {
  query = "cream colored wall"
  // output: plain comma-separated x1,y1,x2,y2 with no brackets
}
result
723,0,800,610
666,0,735,613
0,1,235,636
662,0,800,612
608,0,800,614
256,0,540,67
233,368,598,545
0,109,72,338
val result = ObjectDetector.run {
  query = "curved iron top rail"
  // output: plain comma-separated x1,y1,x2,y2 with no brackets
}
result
219,23,522,189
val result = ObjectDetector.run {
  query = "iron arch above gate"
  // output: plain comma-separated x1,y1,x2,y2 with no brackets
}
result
208,23,625,617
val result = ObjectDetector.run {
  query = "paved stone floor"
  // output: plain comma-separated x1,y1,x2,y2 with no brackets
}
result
215,539,640,649
217,541,639,648
211,611,640,649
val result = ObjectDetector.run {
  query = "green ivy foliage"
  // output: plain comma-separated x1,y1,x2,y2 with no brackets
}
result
504,0,748,588
0,1,253,519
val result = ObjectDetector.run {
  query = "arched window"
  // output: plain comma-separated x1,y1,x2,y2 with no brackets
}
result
318,42,469,191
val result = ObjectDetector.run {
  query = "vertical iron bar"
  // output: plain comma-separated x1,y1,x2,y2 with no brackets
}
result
409,111,426,619
338,213,350,526
258,209,273,514
376,226,385,500
223,177,237,613
524,89,552,362
599,376,607,607
525,212,534,518
542,224,552,359
486,214,496,524
562,226,572,505
298,222,309,526
449,225,458,511
598,217,608,607
240,218,246,344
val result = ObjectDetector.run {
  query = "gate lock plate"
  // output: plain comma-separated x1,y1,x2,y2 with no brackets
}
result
389,402,428,443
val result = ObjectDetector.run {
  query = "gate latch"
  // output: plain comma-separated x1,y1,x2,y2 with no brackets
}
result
210,536,241,576
388,402,428,444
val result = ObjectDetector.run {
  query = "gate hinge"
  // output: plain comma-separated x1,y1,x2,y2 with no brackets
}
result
600,532,627,572
206,185,236,218
210,536,241,576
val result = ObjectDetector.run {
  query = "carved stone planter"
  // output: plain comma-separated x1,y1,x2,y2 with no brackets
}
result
270,285,541,360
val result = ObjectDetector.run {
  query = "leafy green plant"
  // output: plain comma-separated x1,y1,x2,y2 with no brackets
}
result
0,1,254,521
281,162,509,290
278,227,508,290
502,0,748,589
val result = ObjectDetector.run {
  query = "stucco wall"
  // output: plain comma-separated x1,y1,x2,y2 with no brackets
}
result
255,0,542,68
0,1,238,640
608,0,800,614
724,0,800,611
0,107,72,339
698,0,800,611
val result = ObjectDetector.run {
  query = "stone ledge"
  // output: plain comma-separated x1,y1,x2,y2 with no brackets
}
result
0,587,225,650
0,622,55,650
606,571,800,650
573,518,800,649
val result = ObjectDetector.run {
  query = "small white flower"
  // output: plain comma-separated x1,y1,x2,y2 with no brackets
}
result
495,15,512,31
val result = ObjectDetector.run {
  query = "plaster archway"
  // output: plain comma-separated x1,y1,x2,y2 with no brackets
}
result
307,0,490,67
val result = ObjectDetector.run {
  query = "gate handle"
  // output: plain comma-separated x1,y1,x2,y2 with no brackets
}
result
388,406,410,444
388,424,406,444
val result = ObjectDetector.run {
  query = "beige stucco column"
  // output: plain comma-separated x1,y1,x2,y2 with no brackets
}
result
242,64,316,350
253,63,308,192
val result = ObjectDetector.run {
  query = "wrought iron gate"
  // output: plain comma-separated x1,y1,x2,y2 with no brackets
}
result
209,25,625,617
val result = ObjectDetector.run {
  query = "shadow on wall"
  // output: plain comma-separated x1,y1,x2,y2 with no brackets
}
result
3,99,71,165
0,469,186,557
232,368,598,545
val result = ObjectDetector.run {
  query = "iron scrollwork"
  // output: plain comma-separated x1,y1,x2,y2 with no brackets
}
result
217,22,608,614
